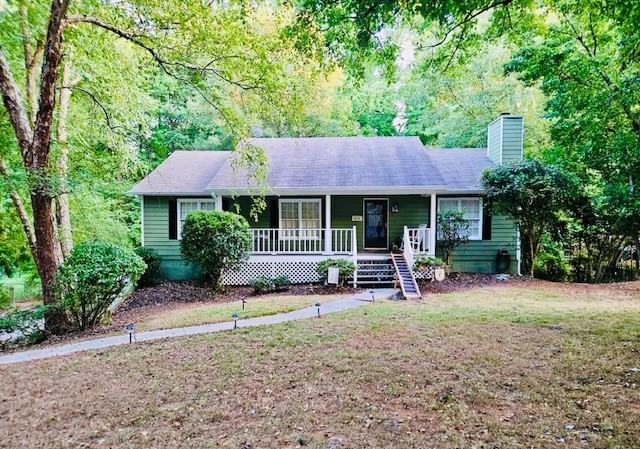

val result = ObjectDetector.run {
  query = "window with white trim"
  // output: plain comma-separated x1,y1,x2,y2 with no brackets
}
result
177,199,216,239
438,197,483,240
279,199,321,236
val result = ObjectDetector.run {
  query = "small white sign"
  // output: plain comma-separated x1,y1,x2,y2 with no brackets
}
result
327,267,340,285
351,215,363,222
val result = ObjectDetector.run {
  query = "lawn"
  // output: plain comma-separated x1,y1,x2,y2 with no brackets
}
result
1,280,639,448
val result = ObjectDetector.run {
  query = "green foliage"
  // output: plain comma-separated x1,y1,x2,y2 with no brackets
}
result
135,247,161,287
534,244,571,282
273,275,292,289
0,287,11,311
0,198,32,277
436,210,470,270
0,305,48,349
316,258,356,286
55,242,146,331
403,42,548,151
414,255,445,270
482,159,576,277
249,275,292,294
180,211,251,290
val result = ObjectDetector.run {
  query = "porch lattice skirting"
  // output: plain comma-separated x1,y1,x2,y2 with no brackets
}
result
222,260,324,285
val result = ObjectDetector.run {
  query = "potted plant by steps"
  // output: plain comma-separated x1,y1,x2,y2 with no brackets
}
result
413,256,447,282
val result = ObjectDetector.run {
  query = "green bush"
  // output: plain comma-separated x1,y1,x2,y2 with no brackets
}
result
0,305,48,349
414,255,446,270
55,241,146,331
437,210,470,271
250,276,274,294
534,250,571,282
249,275,291,294
272,275,291,289
316,258,356,286
180,210,251,291
135,247,161,287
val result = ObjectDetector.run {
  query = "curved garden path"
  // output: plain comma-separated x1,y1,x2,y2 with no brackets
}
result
0,289,398,365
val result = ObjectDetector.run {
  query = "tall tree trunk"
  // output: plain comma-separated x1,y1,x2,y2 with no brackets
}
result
56,59,73,258
29,0,70,331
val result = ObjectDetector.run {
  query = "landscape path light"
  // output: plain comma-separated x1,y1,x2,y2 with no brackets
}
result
315,302,321,318
126,323,136,343
232,312,239,329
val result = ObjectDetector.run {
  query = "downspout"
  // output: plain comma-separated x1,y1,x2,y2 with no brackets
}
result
140,195,144,246
516,224,522,276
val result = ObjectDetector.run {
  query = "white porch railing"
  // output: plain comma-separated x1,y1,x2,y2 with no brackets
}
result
405,226,432,254
250,228,356,255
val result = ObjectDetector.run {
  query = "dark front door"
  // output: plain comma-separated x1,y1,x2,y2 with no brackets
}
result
364,199,388,249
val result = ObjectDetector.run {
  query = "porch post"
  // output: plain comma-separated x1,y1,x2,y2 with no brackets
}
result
214,194,223,211
430,193,437,255
324,194,332,254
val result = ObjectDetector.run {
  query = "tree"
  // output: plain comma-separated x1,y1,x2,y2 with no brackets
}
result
504,4,640,279
436,210,470,271
0,0,322,331
180,211,251,291
482,159,576,277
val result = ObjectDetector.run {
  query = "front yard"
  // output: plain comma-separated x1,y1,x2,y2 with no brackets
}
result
1,280,639,448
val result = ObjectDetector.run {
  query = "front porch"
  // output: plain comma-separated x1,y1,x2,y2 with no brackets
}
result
227,193,438,255
219,193,437,287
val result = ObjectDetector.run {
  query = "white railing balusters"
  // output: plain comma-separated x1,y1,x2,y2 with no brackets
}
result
250,228,356,255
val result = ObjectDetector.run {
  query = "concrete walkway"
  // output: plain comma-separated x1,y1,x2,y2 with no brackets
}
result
0,289,398,365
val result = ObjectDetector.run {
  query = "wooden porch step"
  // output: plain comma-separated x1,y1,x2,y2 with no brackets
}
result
353,256,394,287
391,253,421,299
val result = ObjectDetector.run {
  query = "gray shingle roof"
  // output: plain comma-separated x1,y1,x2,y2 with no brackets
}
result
130,151,231,195
425,148,494,191
206,137,447,191
130,138,494,195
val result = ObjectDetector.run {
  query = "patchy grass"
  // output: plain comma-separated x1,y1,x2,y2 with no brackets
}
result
135,293,347,331
1,281,639,448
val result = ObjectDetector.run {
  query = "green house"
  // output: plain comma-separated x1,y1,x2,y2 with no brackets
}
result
131,114,523,291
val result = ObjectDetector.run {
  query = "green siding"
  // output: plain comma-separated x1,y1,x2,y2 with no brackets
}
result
487,115,523,164
501,116,523,163
143,196,202,280
331,195,430,251
448,214,517,274
143,194,518,278
227,196,271,227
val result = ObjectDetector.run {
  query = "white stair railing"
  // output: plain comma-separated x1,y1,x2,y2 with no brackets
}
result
403,226,415,272
405,227,432,254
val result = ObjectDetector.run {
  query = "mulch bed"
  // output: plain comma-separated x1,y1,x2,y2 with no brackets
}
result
121,281,360,312
418,272,529,294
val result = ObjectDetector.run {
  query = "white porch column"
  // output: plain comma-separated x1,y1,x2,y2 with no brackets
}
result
324,194,332,254
214,194,223,211
429,193,437,255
